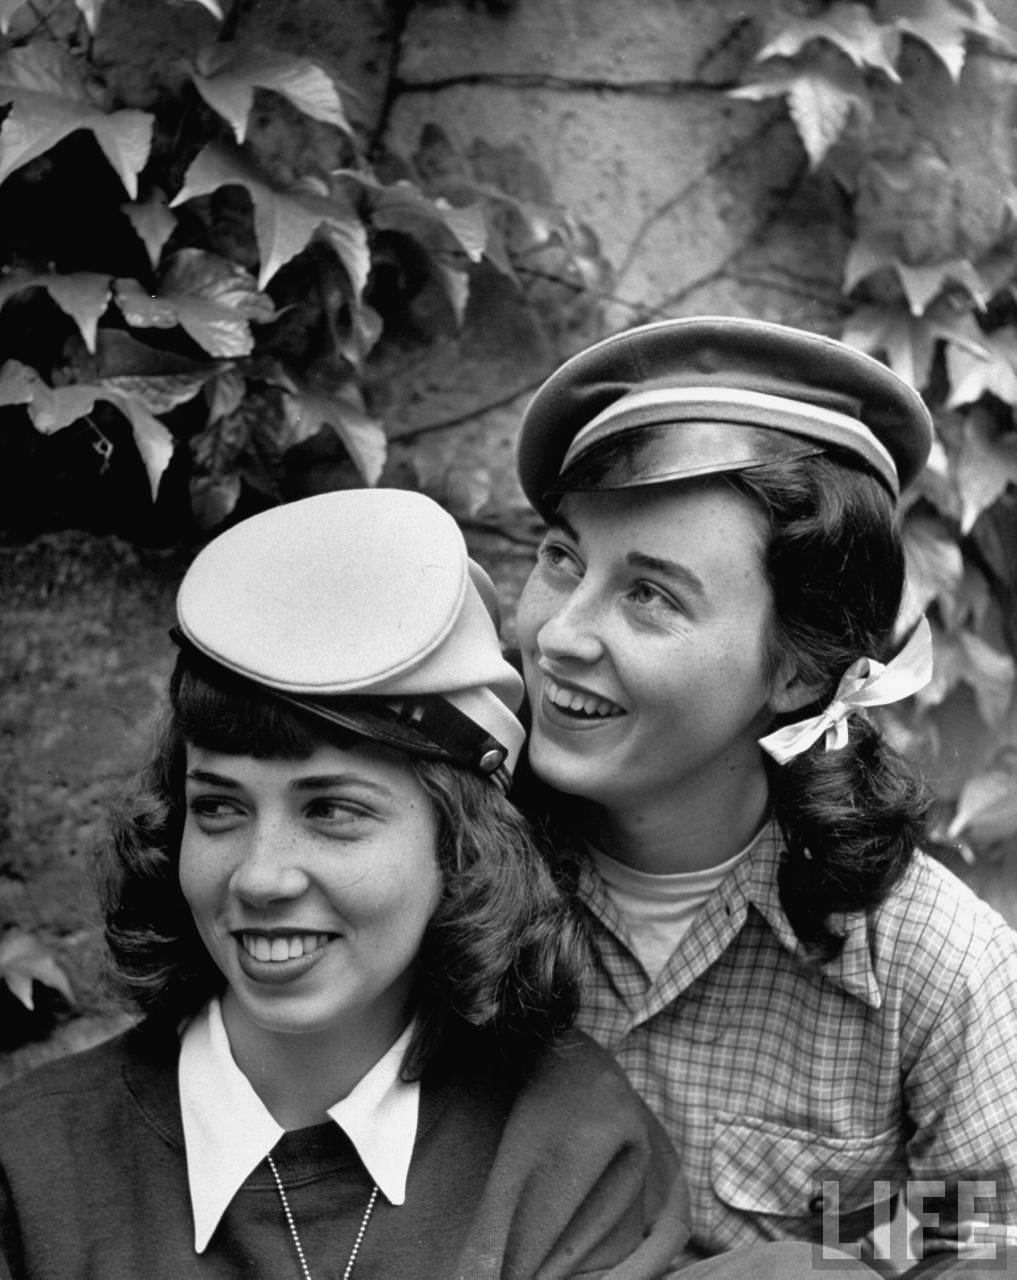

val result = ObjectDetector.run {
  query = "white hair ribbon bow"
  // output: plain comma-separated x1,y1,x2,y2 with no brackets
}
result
758,616,934,766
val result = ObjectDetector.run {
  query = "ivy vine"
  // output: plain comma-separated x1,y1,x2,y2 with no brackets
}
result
0,0,597,532
734,0,1017,857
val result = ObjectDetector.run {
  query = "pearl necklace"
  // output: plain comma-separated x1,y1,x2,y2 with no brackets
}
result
266,1152,379,1280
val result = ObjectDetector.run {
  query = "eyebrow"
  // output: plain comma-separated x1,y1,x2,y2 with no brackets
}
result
626,551,706,600
292,774,392,798
186,769,242,788
549,513,706,600
185,769,393,798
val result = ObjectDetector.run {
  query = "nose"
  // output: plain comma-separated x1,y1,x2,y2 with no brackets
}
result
534,580,605,667
229,819,309,907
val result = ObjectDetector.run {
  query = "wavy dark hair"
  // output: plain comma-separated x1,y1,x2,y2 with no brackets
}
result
515,448,932,959
97,656,587,1080
723,452,931,955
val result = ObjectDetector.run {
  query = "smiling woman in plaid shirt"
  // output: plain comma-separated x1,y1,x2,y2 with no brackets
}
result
512,317,1017,1275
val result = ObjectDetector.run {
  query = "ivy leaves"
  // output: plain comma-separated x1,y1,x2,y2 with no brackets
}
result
736,0,1017,857
0,330,214,497
0,0,221,34
0,42,154,195
114,251,275,358
0,0,556,529
190,47,351,142
172,144,370,294
0,928,75,1012
0,0,594,536
733,0,1014,167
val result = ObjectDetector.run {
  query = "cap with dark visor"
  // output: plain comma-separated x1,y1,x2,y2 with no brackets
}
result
517,316,934,512
174,490,525,789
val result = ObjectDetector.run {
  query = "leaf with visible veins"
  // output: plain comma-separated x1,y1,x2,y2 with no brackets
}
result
843,301,985,390
173,144,370,293
955,405,1017,533
0,270,111,351
122,192,178,271
192,47,350,143
115,249,274,358
731,56,870,167
758,3,901,78
844,235,987,314
948,762,1017,845
284,381,386,486
0,354,203,497
0,930,75,1011
946,327,1017,409
0,43,153,196
877,0,1017,81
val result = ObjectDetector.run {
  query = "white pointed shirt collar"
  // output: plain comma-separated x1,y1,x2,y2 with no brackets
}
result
178,998,419,1252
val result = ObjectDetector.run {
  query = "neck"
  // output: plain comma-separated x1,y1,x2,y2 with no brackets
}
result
220,998,409,1130
583,758,771,874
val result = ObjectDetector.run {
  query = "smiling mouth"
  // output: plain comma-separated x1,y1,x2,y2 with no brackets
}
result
543,675,625,720
236,932,335,963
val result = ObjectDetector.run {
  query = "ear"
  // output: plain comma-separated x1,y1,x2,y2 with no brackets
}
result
768,659,826,717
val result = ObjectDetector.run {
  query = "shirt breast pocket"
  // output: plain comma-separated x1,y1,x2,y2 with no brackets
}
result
710,1112,904,1242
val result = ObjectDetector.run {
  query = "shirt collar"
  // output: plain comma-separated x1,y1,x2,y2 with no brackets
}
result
738,822,883,1009
579,820,883,1010
178,999,418,1252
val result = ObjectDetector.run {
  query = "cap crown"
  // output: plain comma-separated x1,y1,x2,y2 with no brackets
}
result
176,489,524,777
517,316,934,508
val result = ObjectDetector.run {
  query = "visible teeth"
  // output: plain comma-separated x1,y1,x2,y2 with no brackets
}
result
544,676,622,718
240,933,331,962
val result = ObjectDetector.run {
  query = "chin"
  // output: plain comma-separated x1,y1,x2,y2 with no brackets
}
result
528,739,604,804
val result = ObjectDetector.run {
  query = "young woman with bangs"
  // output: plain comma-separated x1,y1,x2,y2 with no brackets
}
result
0,489,697,1280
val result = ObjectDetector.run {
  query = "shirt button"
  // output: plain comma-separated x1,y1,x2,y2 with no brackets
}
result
808,1192,825,1213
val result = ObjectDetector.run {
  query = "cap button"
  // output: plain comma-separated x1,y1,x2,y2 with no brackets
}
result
478,747,506,773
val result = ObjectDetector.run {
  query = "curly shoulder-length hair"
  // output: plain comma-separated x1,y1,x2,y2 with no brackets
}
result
724,451,932,954
98,657,587,1080
515,447,932,960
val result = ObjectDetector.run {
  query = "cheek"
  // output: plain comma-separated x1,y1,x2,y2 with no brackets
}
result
177,832,219,917
364,817,442,933
516,570,551,647
177,837,200,908
363,863,441,960
401,851,442,925
407,851,443,938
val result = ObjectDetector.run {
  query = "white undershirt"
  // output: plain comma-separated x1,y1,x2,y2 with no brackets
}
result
590,838,756,980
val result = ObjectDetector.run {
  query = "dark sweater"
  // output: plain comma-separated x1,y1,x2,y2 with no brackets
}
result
0,1020,691,1279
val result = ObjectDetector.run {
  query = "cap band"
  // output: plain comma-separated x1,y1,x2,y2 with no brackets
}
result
442,685,526,781
559,387,900,496
555,419,822,496
170,629,520,790
274,690,516,791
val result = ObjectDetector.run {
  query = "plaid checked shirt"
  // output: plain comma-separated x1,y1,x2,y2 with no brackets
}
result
574,822,1017,1260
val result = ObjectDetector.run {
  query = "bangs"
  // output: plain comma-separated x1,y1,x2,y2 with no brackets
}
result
170,658,356,759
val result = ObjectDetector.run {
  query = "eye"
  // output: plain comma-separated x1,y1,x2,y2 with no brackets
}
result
626,580,682,614
187,795,245,832
304,797,373,828
537,536,583,578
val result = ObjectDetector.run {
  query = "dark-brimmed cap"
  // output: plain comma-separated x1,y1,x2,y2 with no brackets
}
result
175,489,525,786
517,316,934,511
